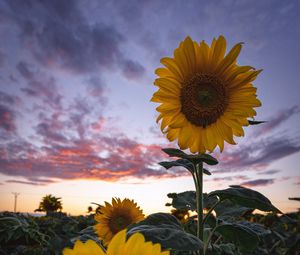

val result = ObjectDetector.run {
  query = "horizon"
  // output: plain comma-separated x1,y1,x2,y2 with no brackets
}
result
0,0,300,216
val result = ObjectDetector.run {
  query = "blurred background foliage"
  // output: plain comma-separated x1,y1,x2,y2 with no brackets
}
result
0,192,299,255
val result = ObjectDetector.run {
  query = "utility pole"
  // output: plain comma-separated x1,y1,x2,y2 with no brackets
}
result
12,192,20,212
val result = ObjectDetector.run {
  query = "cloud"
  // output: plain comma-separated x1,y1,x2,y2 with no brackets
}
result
210,175,249,183
0,132,183,184
6,180,50,186
17,61,34,80
16,61,63,110
217,136,300,173
241,179,275,187
2,0,145,78
0,51,5,67
0,104,16,132
86,76,107,100
121,59,145,80
258,169,281,175
0,91,21,106
254,106,299,136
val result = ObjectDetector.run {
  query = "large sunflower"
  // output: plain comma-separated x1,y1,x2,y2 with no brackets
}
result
63,230,169,255
63,239,104,255
151,36,262,153
94,198,144,245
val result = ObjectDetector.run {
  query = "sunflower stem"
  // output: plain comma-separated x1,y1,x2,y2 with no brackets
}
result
195,162,204,255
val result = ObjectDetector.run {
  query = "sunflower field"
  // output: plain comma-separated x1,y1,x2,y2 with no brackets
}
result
1,36,300,255
0,193,299,255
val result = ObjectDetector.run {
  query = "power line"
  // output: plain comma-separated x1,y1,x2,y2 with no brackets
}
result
11,192,20,212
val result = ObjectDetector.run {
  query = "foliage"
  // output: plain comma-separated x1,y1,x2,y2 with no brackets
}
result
0,197,299,254
165,190,300,255
0,211,96,255
34,195,63,215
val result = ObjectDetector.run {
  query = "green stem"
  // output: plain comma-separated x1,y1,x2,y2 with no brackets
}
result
195,162,204,254
202,199,221,226
203,225,218,254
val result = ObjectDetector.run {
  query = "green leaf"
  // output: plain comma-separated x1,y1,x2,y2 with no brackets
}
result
127,213,203,251
248,120,266,125
206,243,237,255
209,185,282,213
288,197,300,201
216,222,260,254
237,221,271,237
159,159,194,173
162,148,188,158
203,168,212,175
167,192,218,212
214,200,253,218
162,148,218,165
203,193,219,209
167,191,196,211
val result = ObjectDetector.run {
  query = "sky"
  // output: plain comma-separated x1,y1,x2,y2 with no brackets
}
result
0,0,299,216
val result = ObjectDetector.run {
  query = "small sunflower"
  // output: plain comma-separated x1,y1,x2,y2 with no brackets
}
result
94,198,144,245
63,230,169,255
151,36,262,153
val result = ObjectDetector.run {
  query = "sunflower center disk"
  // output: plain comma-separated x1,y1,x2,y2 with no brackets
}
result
180,74,228,128
108,214,132,234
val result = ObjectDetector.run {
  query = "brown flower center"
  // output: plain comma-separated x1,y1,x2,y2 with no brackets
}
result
180,74,228,127
108,213,133,234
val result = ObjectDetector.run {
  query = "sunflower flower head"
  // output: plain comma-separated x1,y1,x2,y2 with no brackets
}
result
63,230,170,255
94,198,145,245
151,35,262,153
63,239,105,255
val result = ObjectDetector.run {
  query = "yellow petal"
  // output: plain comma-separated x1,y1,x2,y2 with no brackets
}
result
178,124,193,150
183,36,197,74
205,126,217,152
224,65,254,82
211,35,227,70
156,103,180,113
166,128,180,141
229,69,262,89
198,40,209,72
161,57,183,81
216,42,243,74
169,113,188,128
107,230,127,254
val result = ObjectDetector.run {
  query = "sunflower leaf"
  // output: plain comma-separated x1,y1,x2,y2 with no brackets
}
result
162,148,218,165
215,222,260,254
162,148,188,158
203,168,212,175
214,199,253,219
159,159,194,173
166,191,218,212
127,213,203,251
209,185,282,213
248,120,266,125
167,191,197,211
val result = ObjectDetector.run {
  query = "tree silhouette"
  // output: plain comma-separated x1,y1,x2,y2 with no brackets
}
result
35,194,63,215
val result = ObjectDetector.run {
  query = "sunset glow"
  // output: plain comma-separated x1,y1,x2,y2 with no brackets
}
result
0,0,299,216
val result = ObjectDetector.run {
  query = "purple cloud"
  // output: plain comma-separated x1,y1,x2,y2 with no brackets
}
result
216,136,300,173
0,91,21,106
258,169,281,175
0,51,5,67
0,133,181,183
0,104,16,132
2,0,145,78
121,59,145,80
17,61,34,80
255,106,299,136
6,180,50,186
241,179,275,187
